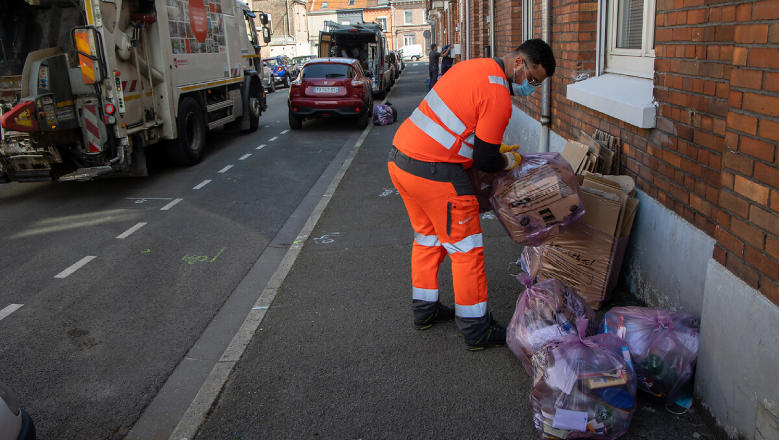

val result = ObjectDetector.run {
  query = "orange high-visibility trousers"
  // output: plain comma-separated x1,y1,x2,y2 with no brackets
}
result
387,149,488,321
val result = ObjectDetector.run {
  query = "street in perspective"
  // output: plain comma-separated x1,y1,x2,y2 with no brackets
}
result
1,0,778,440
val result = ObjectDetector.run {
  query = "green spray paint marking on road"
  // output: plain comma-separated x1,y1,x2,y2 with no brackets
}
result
181,247,227,265
141,249,151,254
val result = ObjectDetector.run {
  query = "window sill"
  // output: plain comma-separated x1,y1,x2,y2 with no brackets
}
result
565,74,656,129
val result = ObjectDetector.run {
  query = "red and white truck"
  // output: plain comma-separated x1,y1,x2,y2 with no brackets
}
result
0,0,271,182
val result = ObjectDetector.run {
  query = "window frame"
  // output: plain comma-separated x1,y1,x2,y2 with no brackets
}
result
376,16,388,31
404,10,413,25
604,0,656,79
404,33,415,46
522,0,533,41
321,1,328,9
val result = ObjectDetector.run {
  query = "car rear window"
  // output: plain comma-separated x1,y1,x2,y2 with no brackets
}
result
303,63,350,79
265,59,278,66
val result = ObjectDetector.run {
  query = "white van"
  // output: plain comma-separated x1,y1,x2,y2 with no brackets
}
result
400,44,424,61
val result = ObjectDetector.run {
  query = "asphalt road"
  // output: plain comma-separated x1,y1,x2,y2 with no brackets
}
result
0,84,369,439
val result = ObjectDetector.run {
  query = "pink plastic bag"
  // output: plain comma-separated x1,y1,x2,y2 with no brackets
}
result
490,153,585,246
507,277,596,376
530,319,637,439
601,307,699,403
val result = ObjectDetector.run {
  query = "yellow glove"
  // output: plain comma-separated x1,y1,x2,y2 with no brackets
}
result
499,144,519,153
503,152,522,170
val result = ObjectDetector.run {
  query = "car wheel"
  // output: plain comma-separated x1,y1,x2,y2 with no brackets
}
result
168,96,206,166
270,79,276,92
357,111,369,129
288,109,302,130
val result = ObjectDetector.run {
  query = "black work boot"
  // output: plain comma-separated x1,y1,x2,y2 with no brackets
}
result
413,301,455,330
457,312,506,351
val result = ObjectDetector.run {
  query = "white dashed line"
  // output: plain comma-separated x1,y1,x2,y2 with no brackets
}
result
160,198,183,211
193,179,212,190
0,304,23,322
256,144,266,150
280,129,289,134
55,256,96,279
218,165,234,173
116,222,147,239
238,153,252,161
268,136,278,142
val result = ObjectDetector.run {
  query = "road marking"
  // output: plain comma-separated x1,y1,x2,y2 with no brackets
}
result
55,256,96,279
193,179,211,190
116,222,147,239
218,165,234,174
268,136,278,142
0,304,23,322
160,198,183,211
238,153,252,161
256,144,266,150
280,129,289,134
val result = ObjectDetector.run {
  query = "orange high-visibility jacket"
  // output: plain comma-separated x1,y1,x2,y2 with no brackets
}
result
393,58,513,168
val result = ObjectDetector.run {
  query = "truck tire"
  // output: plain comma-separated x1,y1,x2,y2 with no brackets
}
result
168,97,206,166
243,80,262,133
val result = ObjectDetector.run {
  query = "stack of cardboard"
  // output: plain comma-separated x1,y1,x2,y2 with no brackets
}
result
522,135,638,309
561,131,621,176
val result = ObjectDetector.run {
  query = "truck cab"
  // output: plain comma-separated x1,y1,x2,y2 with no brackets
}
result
318,22,391,98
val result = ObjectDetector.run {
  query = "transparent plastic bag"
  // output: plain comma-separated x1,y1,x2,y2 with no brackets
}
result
507,277,596,376
530,320,637,439
490,153,585,246
601,307,699,403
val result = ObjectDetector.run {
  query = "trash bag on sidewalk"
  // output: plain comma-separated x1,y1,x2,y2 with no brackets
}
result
530,319,637,439
507,276,596,376
490,153,585,246
373,102,397,126
601,307,699,404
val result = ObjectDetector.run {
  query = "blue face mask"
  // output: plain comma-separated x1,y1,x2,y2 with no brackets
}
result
512,79,536,96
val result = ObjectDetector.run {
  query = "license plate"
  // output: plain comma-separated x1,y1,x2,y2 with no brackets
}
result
314,87,339,94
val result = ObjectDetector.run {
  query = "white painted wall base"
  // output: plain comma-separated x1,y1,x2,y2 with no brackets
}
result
506,107,779,440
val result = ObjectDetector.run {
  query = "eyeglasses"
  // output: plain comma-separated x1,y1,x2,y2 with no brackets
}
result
521,58,543,87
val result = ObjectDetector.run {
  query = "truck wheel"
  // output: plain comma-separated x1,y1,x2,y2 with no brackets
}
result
243,81,262,133
168,97,206,166
288,109,302,130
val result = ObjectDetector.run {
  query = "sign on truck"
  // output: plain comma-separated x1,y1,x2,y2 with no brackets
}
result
0,0,271,183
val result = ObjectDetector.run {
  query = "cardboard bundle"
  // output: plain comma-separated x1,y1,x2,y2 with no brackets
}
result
521,172,639,309
562,132,621,176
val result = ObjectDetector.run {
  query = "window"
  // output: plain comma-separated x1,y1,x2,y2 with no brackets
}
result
376,17,387,31
348,0,355,5
302,63,350,78
522,0,533,41
404,34,415,46
404,11,413,25
606,0,656,78
321,1,328,8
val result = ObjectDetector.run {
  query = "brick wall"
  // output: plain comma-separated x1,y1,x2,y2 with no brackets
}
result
363,8,393,47
468,0,779,304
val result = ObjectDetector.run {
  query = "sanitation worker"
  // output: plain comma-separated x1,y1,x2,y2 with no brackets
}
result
388,39,556,350
428,43,451,89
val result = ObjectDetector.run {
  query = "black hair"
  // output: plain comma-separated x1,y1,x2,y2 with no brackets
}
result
516,39,556,77
431,43,437,50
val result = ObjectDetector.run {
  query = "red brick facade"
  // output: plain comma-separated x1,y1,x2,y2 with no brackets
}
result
427,0,778,305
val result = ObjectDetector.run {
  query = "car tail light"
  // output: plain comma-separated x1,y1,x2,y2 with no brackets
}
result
1,100,38,132
355,107,360,112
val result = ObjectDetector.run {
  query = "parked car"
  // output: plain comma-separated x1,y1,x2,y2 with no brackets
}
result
267,55,298,87
392,50,405,72
261,60,276,93
400,44,423,61
386,52,398,86
0,382,35,440
288,58,373,130
292,55,316,72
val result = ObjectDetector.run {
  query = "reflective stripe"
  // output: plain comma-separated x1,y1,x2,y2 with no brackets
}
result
443,233,484,254
424,89,466,135
414,232,442,247
464,133,474,146
488,75,509,90
413,287,439,302
455,301,488,318
409,108,457,150
458,143,473,159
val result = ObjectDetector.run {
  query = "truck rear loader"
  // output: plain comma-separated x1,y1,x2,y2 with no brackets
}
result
0,0,269,183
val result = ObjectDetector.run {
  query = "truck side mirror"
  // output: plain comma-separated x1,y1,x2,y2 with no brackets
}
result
259,13,269,25
262,26,271,44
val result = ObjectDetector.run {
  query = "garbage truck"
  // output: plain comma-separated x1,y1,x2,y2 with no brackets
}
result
318,22,391,98
0,0,271,183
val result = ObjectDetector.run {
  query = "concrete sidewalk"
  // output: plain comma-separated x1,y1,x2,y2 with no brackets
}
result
193,64,719,439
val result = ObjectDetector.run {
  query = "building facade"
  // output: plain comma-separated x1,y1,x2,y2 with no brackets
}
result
252,0,312,57
392,0,428,51
427,1,778,439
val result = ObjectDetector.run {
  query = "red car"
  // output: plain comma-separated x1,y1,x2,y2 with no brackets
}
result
288,58,373,130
